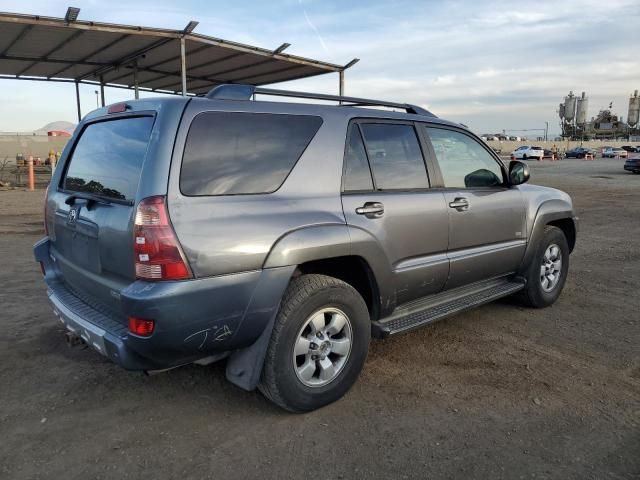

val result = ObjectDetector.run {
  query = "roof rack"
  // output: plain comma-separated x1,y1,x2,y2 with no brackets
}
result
205,84,436,117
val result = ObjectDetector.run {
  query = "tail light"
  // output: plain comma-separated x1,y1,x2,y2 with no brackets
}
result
133,196,192,281
128,317,155,336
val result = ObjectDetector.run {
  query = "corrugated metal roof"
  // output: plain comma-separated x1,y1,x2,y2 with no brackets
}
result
0,11,348,95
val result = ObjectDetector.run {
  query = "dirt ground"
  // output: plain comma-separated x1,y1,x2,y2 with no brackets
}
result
1,158,638,480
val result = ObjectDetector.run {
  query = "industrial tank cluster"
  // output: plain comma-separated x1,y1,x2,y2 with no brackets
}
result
559,90,640,140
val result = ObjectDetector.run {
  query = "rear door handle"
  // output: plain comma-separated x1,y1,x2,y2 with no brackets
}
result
448,197,469,211
356,202,384,217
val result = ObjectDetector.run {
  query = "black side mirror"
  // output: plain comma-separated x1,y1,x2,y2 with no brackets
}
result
509,160,530,186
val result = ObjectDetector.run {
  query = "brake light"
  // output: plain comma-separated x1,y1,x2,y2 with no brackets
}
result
128,317,155,336
43,185,49,235
108,103,128,114
133,196,192,281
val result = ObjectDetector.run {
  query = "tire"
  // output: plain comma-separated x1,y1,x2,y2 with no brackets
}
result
519,226,570,308
259,274,370,412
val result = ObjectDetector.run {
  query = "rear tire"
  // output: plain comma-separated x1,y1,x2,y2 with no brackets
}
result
519,226,569,308
259,274,370,412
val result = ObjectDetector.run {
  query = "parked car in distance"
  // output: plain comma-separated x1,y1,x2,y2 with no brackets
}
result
565,147,595,158
491,146,502,155
621,145,639,153
624,153,640,173
511,145,544,160
33,84,578,412
602,147,628,158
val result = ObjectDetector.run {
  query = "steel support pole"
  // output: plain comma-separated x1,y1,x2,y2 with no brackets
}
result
180,37,187,96
100,76,105,107
338,70,344,104
75,81,81,122
133,61,139,99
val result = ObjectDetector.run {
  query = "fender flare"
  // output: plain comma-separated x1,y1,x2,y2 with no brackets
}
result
518,200,577,275
263,224,394,314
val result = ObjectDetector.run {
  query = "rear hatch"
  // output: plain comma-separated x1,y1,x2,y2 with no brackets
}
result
48,113,156,317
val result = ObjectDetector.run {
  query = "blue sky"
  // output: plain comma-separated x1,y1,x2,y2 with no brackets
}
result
1,0,638,134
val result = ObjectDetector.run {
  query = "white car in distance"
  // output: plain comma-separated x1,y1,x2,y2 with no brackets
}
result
511,145,544,160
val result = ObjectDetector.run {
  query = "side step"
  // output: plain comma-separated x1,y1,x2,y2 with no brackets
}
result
371,277,525,338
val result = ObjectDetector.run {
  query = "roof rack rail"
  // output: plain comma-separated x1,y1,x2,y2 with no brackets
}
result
205,84,436,117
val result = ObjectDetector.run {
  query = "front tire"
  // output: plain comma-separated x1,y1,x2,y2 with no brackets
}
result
519,226,570,308
259,274,370,412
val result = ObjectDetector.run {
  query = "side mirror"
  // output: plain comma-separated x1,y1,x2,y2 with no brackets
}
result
509,160,530,186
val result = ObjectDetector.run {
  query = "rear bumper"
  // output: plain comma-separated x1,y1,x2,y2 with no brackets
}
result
34,237,295,371
47,281,155,370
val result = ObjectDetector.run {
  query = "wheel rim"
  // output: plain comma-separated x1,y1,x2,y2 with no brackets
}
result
293,307,353,388
540,243,562,292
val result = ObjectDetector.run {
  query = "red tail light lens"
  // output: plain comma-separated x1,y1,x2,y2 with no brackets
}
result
133,196,192,281
128,317,155,336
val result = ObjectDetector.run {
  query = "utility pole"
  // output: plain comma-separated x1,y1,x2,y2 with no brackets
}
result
544,121,548,141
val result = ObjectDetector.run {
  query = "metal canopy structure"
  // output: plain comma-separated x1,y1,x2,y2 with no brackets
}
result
0,8,359,120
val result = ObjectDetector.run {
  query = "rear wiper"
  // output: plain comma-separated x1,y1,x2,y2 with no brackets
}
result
65,192,107,206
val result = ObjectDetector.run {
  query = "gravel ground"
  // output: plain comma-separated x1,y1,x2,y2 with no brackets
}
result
1,157,638,479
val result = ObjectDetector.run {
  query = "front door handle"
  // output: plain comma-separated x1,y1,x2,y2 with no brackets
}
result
448,197,469,211
356,202,384,217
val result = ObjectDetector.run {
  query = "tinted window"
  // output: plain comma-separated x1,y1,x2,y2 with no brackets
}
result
63,117,154,201
425,127,504,188
181,112,322,195
343,126,373,191
360,124,428,190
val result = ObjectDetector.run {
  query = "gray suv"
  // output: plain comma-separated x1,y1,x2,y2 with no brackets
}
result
34,85,577,412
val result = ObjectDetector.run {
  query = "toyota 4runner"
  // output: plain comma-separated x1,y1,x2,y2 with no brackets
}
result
34,84,577,412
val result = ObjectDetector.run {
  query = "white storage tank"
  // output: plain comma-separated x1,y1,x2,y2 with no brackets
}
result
564,91,576,121
576,92,588,125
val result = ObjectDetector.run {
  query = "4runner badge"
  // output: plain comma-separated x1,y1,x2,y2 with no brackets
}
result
67,207,79,226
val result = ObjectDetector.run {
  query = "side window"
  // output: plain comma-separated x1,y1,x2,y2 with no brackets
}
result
359,124,428,190
343,126,373,191
424,127,504,188
181,112,322,195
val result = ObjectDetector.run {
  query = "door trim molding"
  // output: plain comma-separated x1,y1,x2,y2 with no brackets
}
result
447,239,527,261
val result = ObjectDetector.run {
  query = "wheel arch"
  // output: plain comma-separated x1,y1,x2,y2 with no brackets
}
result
518,201,578,275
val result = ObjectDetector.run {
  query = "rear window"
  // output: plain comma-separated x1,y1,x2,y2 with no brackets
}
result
63,116,154,202
181,112,322,196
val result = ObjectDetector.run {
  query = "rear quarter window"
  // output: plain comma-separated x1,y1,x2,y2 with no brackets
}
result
180,112,322,195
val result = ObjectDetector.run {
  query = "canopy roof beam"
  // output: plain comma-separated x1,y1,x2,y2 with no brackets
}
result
0,24,33,56
16,29,85,76
48,33,131,79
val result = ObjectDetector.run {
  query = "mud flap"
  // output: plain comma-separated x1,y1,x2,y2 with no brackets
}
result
225,265,296,391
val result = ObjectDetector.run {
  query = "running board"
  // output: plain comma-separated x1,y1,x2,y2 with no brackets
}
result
372,278,525,338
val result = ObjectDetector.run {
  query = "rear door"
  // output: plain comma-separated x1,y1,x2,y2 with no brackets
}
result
341,120,449,306
420,125,527,289
49,115,155,312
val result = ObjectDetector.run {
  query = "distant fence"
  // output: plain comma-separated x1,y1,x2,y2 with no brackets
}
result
1,165,53,188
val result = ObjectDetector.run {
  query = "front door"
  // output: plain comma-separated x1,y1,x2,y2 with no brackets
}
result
341,121,449,308
421,125,527,290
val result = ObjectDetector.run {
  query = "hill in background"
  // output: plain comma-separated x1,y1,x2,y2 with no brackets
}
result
36,121,75,134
